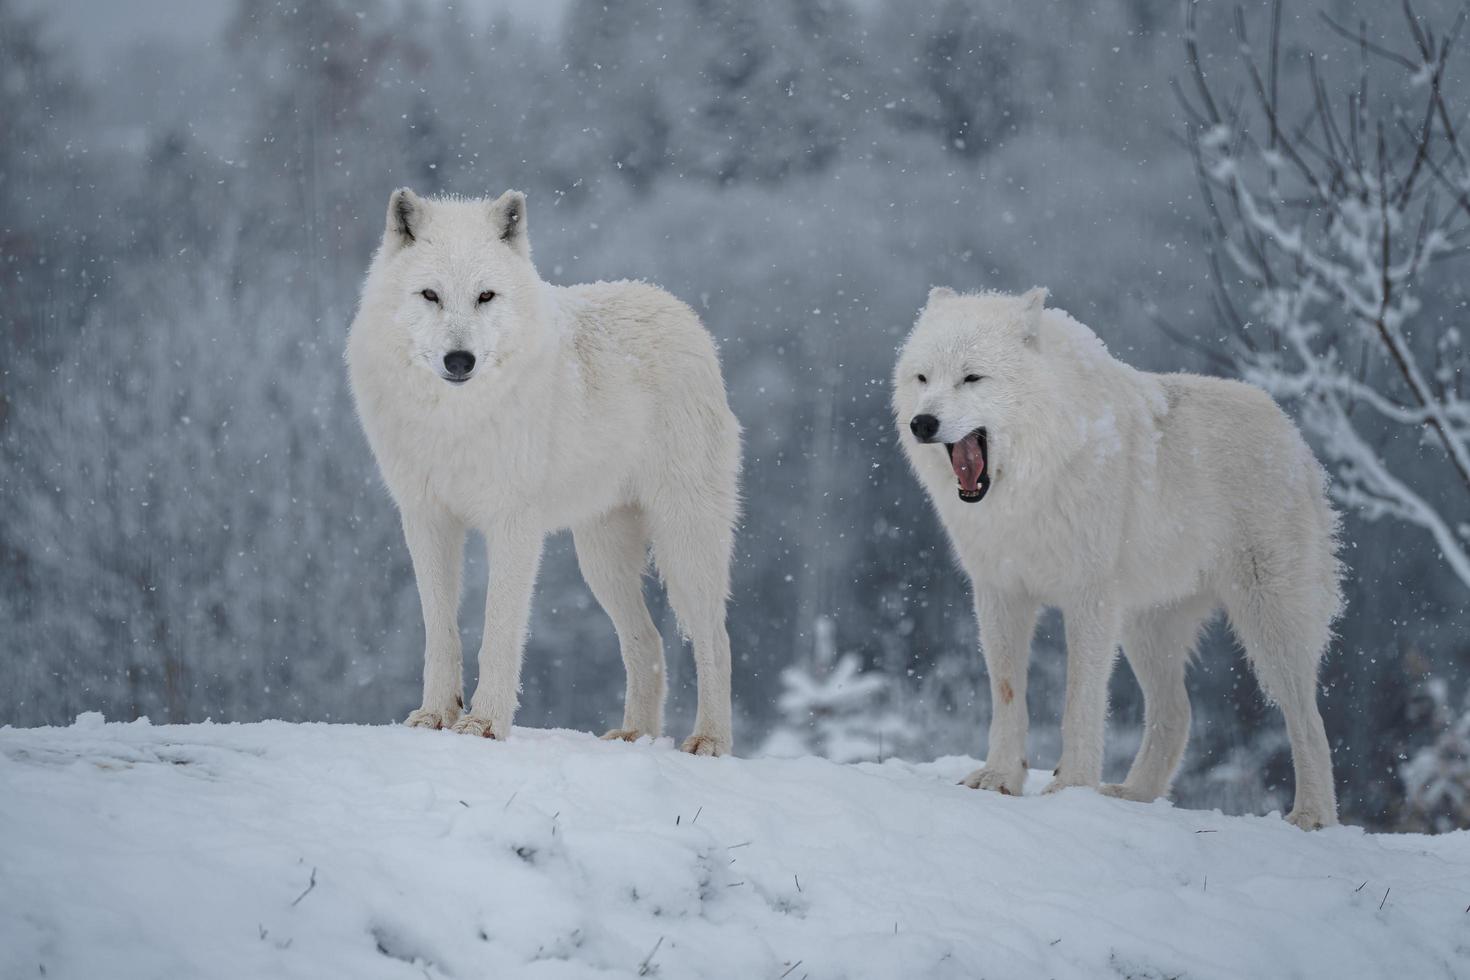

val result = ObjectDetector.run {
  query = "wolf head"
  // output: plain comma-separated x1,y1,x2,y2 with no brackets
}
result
892,286,1048,503
372,188,545,387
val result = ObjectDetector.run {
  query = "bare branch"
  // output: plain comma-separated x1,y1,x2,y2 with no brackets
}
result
1178,0,1470,590
1319,12,1417,69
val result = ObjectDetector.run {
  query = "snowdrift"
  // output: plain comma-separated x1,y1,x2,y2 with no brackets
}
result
3,718,1466,979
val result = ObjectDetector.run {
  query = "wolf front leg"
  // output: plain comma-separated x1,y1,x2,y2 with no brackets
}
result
961,591,1038,795
400,507,467,730
454,521,544,740
1046,597,1122,793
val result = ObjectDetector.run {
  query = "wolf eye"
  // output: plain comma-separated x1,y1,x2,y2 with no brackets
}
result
916,374,927,384
477,290,496,305
420,289,439,304
964,374,984,383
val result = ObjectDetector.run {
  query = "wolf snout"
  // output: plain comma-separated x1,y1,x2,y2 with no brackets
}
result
442,350,476,383
909,414,940,442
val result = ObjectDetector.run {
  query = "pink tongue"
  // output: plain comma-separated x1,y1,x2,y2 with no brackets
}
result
951,432,985,493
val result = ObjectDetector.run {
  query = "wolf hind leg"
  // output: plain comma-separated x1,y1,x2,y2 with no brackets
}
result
649,495,736,757
1224,560,1338,829
1102,595,1213,803
574,506,665,741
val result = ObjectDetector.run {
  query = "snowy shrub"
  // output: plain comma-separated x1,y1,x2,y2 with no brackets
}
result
1401,680,1470,832
760,616,915,764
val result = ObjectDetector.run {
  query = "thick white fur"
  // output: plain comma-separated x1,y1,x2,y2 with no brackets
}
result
348,189,740,755
893,288,1343,828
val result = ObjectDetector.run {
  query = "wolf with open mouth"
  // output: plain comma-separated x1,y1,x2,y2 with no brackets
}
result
893,286,1343,829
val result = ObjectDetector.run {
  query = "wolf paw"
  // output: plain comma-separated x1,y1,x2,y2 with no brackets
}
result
1285,805,1336,831
1100,782,1159,803
1041,776,1094,795
959,766,1024,796
601,728,651,743
404,706,459,730
450,715,506,740
680,732,730,757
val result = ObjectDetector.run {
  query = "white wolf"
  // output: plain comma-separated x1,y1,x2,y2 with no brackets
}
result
893,287,1342,828
347,188,740,755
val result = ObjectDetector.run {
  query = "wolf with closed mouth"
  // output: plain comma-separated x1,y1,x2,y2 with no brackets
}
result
348,188,740,755
893,287,1343,828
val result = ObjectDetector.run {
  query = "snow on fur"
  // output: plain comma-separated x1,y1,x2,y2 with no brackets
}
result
3,718,1466,980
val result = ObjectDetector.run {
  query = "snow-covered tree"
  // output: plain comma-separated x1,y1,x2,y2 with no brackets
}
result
562,0,865,187
1400,678,1469,832
761,616,913,763
873,0,1026,158
1181,0,1470,590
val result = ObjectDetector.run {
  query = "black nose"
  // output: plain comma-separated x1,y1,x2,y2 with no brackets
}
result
910,414,940,442
442,350,476,380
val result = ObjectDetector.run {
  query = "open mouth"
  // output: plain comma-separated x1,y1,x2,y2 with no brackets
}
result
946,428,990,503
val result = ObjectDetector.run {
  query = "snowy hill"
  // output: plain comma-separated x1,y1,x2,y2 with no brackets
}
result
3,718,1467,980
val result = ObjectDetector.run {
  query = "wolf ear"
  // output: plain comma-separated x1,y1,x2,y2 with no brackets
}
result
386,187,422,249
927,285,957,305
489,189,529,257
1020,286,1047,348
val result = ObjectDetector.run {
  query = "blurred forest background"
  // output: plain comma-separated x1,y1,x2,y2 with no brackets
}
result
3,0,1468,831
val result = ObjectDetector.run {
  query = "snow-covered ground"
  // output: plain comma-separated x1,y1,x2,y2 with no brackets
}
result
3,717,1467,980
